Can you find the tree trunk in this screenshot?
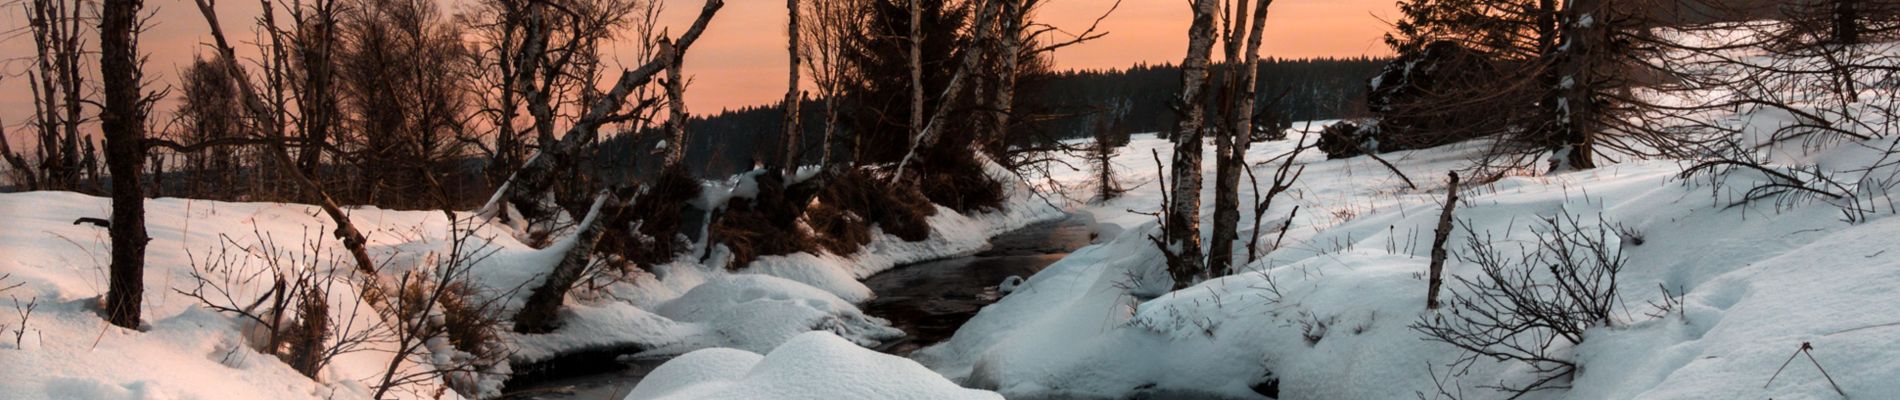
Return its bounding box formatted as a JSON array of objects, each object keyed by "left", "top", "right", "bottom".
[
  {"left": 663, "top": 39, "right": 691, "bottom": 168},
  {"left": 1554, "top": 0, "right": 1598, "bottom": 171},
  {"left": 1165, "top": 0, "right": 1221, "bottom": 290},
  {"left": 1208, "top": 0, "right": 1272, "bottom": 277},
  {"left": 514, "top": 192, "right": 614, "bottom": 333},
  {"left": 480, "top": 0, "right": 723, "bottom": 227},
  {"left": 1427, "top": 171, "right": 1459, "bottom": 309},
  {"left": 100, "top": 0, "right": 147, "bottom": 330},
  {"left": 891, "top": 0, "right": 1002, "bottom": 179},
  {"left": 782, "top": 0, "right": 803, "bottom": 176},
  {"left": 1835, "top": 0, "right": 1860, "bottom": 46},
  {"left": 989, "top": 0, "right": 1023, "bottom": 149},
  {"left": 907, "top": 0, "right": 924, "bottom": 170}
]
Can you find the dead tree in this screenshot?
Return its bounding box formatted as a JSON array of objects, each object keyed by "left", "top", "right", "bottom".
[
  {"left": 1207, "top": 0, "right": 1275, "bottom": 278},
  {"left": 512, "top": 192, "right": 614, "bottom": 333},
  {"left": 289, "top": 0, "right": 343, "bottom": 180},
  {"left": 480, "top": 0, "right": 723, "bottom": 234},
  {"left": 16, "top": 0, "right": 92, "bottom": 191},
  {"left": 498, "top": 0, "right": 726, "bottom": 333},
  {"left": 1427, "top": 171, "right": 1459, "bottom": 309},
  {"left": 662, "top": 38, "right": 691, "bottom": 168},
  {"left": 781, "top": 0, "right": 804, "bottom": 176},
  {"left": 463, "top": 0, "right": 648, "bottom": 189},
  {"left": 100, "top": 0, "right": 153, "bottom": 329},
  {"left": 798, "top": 0, "right": 860, "bottom": 167},
  {"left": 1159, "top": 0, "right": 1221, "bottom": 290},
  {"left": 191, "top": 0, "right": 382, "bottom": 301},
  {"left": 799, "top": 0, "right": 859, "bottom": 167}
]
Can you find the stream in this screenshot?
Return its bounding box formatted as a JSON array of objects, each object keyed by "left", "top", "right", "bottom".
[{"left": 504, "top": 214, "right": 1097, "bottom": 399}]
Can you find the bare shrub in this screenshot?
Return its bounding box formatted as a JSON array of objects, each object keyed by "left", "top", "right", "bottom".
[
  {"left": 707, "top": 172, "right": 817, "bottom": 269},
  {"left": 369, "top": 216, "right": 511, "bottom": 399},
  {"left": 812, "top": 167, "right": 935, "bottom": 244},
  {"left": 1411, "top": 214, "right": 1625, "bottom": 398},
  {"left": 805, "top": 197, "right": 873, "bottom": 255},
  {"left": 9, "top": 294, "right": 38, "bottom": 349},
  {"left": 599, "top": 164, "right": 704, "bottom": 266},
  {"left": 914, "top": 146, "right": 1007, "bottom": 214},
  {"left": 176, "top": 225, "right": 374, "bottom": 379}
]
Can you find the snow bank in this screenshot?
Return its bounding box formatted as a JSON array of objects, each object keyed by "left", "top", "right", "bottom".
[
  {"left": 646, "top": 275, "right": 901, "bottom": 354},
  {"left": 624, "top": 331, "right": 1002, "bottom": 400},
  {"left": 920, "top": 116, "right": 1900, "bottom": 399},
  {"left": 0, "top": 151, "right": 1063, "bottom": 398},
  {"left": 0, "top": 192, "right": 467, "bottom": 399}
]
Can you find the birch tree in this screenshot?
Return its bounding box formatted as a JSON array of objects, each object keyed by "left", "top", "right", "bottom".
[
  {"left": 1207, "top": 0, "right": 1274, "bottom": 277},
  {"left": 781, "top": 0, "right": 804, "bottom": 176},
  {"left": 505, "top": 0, "right": 727, "bottom": 333},
  {"left": 1159, "top": 0, "right": 1221, "bottom": 290}
]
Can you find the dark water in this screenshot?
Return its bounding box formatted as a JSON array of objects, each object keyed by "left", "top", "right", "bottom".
[
  {"left": 502, "top": 214, "right": 1095, "bottom": 399},
  {"left": 861, "top": 215, "right": 1096, "bottom": 355}
]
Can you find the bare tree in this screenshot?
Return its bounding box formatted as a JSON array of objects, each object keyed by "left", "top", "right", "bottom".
[
  {"left": 288, "top": 0, "right": 345, "bottom": 181},
  {"left": 1207, "top": 0, "right": 1275, "bottom": 277},
  {"left": 461, "top": 0, "right": 650, "bottom": 190},
  {"left": 100, "top": 0, "right": 158, "bottom": 329},
  {"left": 190, "top": 0, "right": 383, "bottom": 300},
  {"left": 781, "top": 0, "right": 804, "bottom": 176},
  {"left": 798, "top": 0, "right": 862, "bottom": 167},
  {"left": 1158, "top": 0, "right": 1220, "bottom": 290},
  {"left": 499, "top": 0, "right": 727, "bottom": 334},
  {"left": 12, "top": 0, "right": 93, "bottom": 192},
  {"left": 171, "top": 58, "right": 245, "bottom": 197},
  {"left": 337, "top": 0, "right": 474, "bottom": 208}
]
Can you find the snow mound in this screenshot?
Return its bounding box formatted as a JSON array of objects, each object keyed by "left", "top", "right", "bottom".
[
  {"left": 647, "top": 275, "right": 902, "bottom": 354},
  {"left": 625, "top": 332, "right": 1003, "bottom": 400}
]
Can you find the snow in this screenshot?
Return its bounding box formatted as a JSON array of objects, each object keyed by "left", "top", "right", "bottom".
[
  {"left": 906, "top": 43, "right": 1900, "bottom": 397},
  {"left": 623, "top": 332, "right": 1001, "bottom": 400},
  {"left": 0, "top": 149, "right": 1060, "bottom": 399},
  {"left": 645, "top": 275, "right": 901, "bottom": 354},
  {"left": 7, "top": 22, "right": 1900, "bottom": 400}
]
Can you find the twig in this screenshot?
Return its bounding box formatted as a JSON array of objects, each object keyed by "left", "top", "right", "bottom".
[{"left": 1764, "top": 342, "right": 1847, "bottom": 397}]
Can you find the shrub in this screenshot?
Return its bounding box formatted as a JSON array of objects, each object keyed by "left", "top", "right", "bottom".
[
  {"left": 842, "top": 168, "right": 935, "bottom": 242},
  {"left": 1317, "top": 120, "right": 1369, "bottom": 159},
  {"left": 600, "top": 165, "right": 704, "bottom": 267},
  {"left": 708, "top": 172, "right": 817, "bottom": 270},
  {"left": 1411, "top": 214, "right": 1625, "bottom": 397},
  {"left": 913, "top": 146, "right": 1006, "bottom": 214}
]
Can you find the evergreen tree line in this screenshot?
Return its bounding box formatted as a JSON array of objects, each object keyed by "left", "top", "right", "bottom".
[{"left": 604, "top": 56, "right": 1394, "bottom": 181}]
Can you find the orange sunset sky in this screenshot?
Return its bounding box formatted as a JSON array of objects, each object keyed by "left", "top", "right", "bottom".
[{"left": 0, "top": 0, "right": 1397, "bottom": 143}]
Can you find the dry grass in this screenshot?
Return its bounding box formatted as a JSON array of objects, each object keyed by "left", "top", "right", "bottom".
[
  {"left": 913, "top": 147, "right": 1006, "bottom": 214},
  {"left": 708, "top": 172, "right": 817, "bottom": 270},
  {"left": 811, "top": 167, "right": 935, "bottom": 247},
  {"left": 600, "top": 165, "right": 704, "bottom": 267}
]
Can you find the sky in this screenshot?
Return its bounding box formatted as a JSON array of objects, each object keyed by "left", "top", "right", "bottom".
[{"left": 0, "top": 0, "right": 1396, "bottom": 145}]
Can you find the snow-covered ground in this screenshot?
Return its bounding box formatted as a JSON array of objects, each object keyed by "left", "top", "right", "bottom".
[
  {"left": 624, "top": 332, "right": 1000, "bottom": 400},
  {"left": 899, "top": 93, "right": 1900, "bottom": 400},
  {"left": 9, "top": 23, "right": 1900, "bottom": 400},
  {"left": 0, "top": 161, "right": 1059, "bottom": 399}
]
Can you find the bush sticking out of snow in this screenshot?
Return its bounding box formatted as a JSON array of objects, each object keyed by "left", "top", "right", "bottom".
[
  {"left": 625, "top": 331, "right": 1002, "bottom": 400},
  {"left": 1411, "top": 213, "right": 1626, "bottom": 397}
]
